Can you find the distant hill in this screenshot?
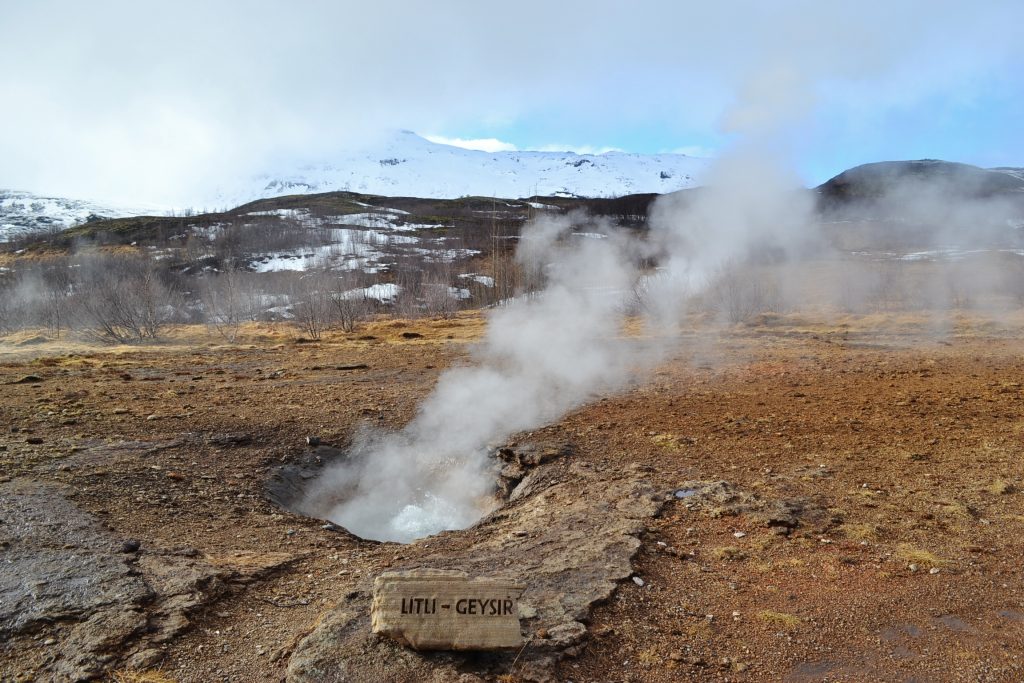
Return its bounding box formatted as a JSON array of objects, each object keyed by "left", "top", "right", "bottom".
[
  {"left": 814, "top": 160, "right": 1024, "bottom": 251},
  {"left": 816, "top": 159, "right": 1024, "bottom": 206},
  {"left": 0, "top": 190, "right": 159, "bottom": 243}
]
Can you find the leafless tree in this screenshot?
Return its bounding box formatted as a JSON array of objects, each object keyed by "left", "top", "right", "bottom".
[
  {"left": 75, "top": 254, "right": 180, "bottom": 343},
  {"left": 329, "top": 273, "right": 372, "bottom": 332},
  {"left": 202, "top": 264, "right": 246, "bottom": 341},
  {"left": 290, "top": 271, "right": 334, "bottom": 340},
  {"left": 706, "top": 260, "right": 782, "bottom": 324}
]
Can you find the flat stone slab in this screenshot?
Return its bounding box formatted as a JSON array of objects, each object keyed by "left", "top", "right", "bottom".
[
  {"left": 372, "top": 569, "right": 524, "bottom": 650},
  {"left": 287, "top": 459, "right": 665, "bottom": 682}
]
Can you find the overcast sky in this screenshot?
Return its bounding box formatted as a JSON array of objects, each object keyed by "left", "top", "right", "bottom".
[{"left": 1, "top": 0, "right": 1022, "bottom": 205}]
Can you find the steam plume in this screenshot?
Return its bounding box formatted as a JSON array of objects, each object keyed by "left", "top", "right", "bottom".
[{"left": 306, "top": 215, "right": 648, "bottom": 542}]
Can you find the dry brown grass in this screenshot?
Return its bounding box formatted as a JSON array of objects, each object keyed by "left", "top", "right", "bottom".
[
  {"left": 896, "top": 544, "right": 947, "bottom": 567},
  {"left": 757, "top": 610, "right": 802, "bottom": 629}
]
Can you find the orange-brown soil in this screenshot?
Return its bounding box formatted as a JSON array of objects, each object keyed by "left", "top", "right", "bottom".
[{"left": 1, "top": 311, "right": 1023, "bottom": 682}]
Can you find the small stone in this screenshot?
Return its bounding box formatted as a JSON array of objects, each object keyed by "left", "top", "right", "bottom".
[
  {"left": 632, "top": 576, "right": 645, "bottom": 587},
  {"left": 121, "top": 539, "right": 141, "bottom": 553},
  {"left": 146, "top": 414, "right": 158, "bottom": 421},
  {"left": 43, "top": 638, "right": 56, "bottom": 646},
  {"left": 733, "top": 531, "right": 746, "bottom": 538},
  {"left": 25, "top": 437, "right": 43, "bottom": 445},
  {"left": 929, "top": 567, "right": 940, "bottom": 575},
  {"left": 306, "top": 436, "right": 321, "bottom": 447},
  {"left": 908, "top": 563, "right": 919, "bottom": 572}
]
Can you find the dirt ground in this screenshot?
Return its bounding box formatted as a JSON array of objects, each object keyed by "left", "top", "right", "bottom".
[{"left": 2, "top": 310, "right": 1023, "bottom": 682}]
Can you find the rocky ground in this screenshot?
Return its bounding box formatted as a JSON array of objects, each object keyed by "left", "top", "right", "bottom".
[{"left": 1, "top": 311, "right": 1023, "bottom": 682}]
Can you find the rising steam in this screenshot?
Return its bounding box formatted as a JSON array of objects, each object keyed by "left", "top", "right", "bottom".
[{"left": 304, "top": 215, "right": 650, "bottom": 542}]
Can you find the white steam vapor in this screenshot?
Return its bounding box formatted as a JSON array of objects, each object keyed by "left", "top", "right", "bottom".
[{"left": 306, "top": 215, "right": 649, "bottom": 542}]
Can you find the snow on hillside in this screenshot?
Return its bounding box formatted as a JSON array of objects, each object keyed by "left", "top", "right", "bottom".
[
  {"left": 0, "top": 190, "right": 160, "bottom": 242},
  {"left": 210, "top": 131, "right": 710, "bottom": 207}
]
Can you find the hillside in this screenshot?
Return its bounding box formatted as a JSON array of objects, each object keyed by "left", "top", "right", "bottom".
[
  {"left": 0, "top": 190, "right": 160, "bottom": 243},
  {"left": 0, "top": 132, "right": 705, "bottom": 243}
]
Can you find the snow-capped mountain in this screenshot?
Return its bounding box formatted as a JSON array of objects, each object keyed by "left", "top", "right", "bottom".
[
  {"left": 2, "top": 132, "right": 710, "bottom": 241},
  {"left": 0, "top": 190, "right": 160, "bottom": 243},
  {"left": 211, "top": 131, "right": 710, "bottom": 207}
]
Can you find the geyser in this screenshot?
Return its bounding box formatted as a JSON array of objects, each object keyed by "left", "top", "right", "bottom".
[{"left": 297, "top": 214, "right": 644, "bottom": 542}]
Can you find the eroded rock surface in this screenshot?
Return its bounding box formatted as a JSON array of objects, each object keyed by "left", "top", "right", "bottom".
[
  {"left": 286, "top": 455, "right": 665, "bottom": 683},
  {"left": 0, "top": 479, "right": 297, "bottom": 681}
]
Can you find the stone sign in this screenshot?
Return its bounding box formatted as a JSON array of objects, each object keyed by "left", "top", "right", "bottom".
[{"left": 371, "top": 568, "right": 525, "bottom": 650}]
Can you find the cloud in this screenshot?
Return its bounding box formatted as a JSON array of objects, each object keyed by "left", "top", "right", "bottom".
[
  {"left": 423, "top": 136, "right": 517, "bottom": 153},
  {"left": 0, "top": 0, "right": 1021, "bottom": 204}
]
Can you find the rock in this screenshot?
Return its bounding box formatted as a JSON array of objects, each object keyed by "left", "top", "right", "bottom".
[
  {"left": 286, "top": 462, "right": 665, "bottom": 682},
  {"left": 124, "top": 647, "right": 164, "bottom": 670},
  {"left": 632, "top": 576, "right": 645, "bottom": 587},
  {"left": 400, "top": 332, "right": 423, "bottom": 339},
  {"left": 207, "top": 433, "right": 253, "bottom": 447},
  {"left": 24, "top": 437, "right": 43, "bottom": 445},
  {"left": 10, "top": 375, "right": 43, "bottom": 384},
  {"left": 371, "top": 569, "right": 525, "bottom": 650},
  {"left": 733, "top": 531, "right": 747, "bottom": 538},
  {"left": 121, "top": 539, "right": 142, "bottom": 553},
  {"left": 306, "top": 436, "right": 322, "bottom": 447},
  {"left": 543, "top": 621, "right": 587, "bottom": 648},
  {"left": 1, "top": 480, "right": 296, "bottom": 680},
  {"left": 929, "top": 567, "right": 940, "bottom": 574}
]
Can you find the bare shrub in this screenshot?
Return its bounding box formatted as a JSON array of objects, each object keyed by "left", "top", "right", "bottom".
[
  {"left": 75, "top": 254, "right": 180, "bottom": 343},
  {"left": 202, "top": 266, "right": 247, "bottom": 341},
  {"left": 0, "top": 272, "right": 16, "bottom": 335},
  {"left": 329, "top": 273, "right": 372, "bottom": 333},
  {"left": 38, "top": 259, "right": 75, "bottom": 338},
  {"left": 705, "top": 260, "right": 782, "bottom": 323},
  {"left": 290, "top": 271, "right": 334, "bottom": 340}
]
